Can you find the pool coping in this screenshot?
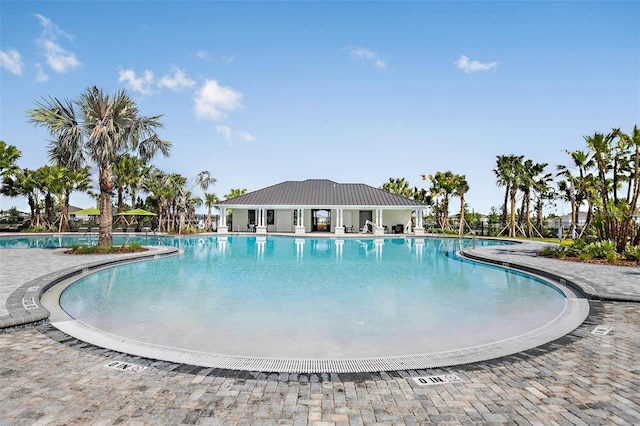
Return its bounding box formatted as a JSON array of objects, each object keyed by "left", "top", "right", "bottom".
[
  {"left": 36, "top": 239, "right": 590, "bottom": 374},
  {"left": 0, "top": 245, "right": 179, "bottom": 329}
]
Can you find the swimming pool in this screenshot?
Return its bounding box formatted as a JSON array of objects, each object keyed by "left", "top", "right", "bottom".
[{"left": 38, "top": 235, "right": 586, "bottom": 370}]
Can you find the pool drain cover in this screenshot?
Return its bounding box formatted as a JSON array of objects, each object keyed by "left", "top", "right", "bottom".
[{"left": 412, "top": 374, "right": 463, "bottom": 386}]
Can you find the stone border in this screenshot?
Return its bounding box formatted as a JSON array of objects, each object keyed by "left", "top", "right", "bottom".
[
  {"left": 40, "top": 245, "right": 590, "bottom": 373},
  {"left": 0, "top": 246, "right": 179, "bottom": 329},
  {"left": 459, "top": 248, "right": 640, "bottom": 303}
]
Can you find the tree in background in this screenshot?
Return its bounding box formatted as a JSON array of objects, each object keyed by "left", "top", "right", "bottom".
[
  {"left": 204, "top": 192, "right": 220, "bottom": 230},
  {"left": 453, "top": 175, "right": 470, "bottom": 235},
  {"left": 583, "top": 126, "right": 640, "bottom": 250},
  {"left": 174, "top": 171, "right": 215, "bottom": 234},
  {"left": 1, "top": 168, "right": 41, "bottom": 227},
  {"left": 113, "top": 153, "right": 151, "bottom": 226},
  {"left": 379, "top": 177, "right": 413, "bottom": 198},
  {"left": 225, "top": 188, "right": 247, "bottom": 200},
  {"left": 424, "top": 171, "right": 465, "bottom": 231},
  {"left": 28, "top": 86, "right": 171, "bottom": 247},
  {"left": 0, "top": 141, "right": 21, "bottom": 178}
]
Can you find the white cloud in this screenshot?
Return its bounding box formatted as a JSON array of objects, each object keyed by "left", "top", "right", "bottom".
[
  {"left": 215, "top": 125, "right": 232, "bottom": 139},
  {"left": 196, "top": 50, "right": 211, "bottom": 60},
  {"left": 215, "top": 125, "right": 255, "bottom": 143},
  {"left": 0, "top": 49, "right": 23, "bottom": 75},
  {"left": 455, "top": 55, "right": 499, "bottom": 74},
  {"left": 34, "top": 63, "right": 49, "bottom": 82},
  {"left": 194, "top": 79, "right": 242, "bottom": 121},
  {"left": 222, "top": 55, "right": 235, "bottom": 64},
  {"left": 350, "top": 47, "right": 386, "bottom": 69},
  {"left": 237, "top": 131, "right": 255, "bottom": 142},
  {"left": 158, "top": 68, "right": 196, "bottom": 91},
  {"left": 40, "top": 39, "right": 80, "bottom": 73},
  {"left": 35, "top": 14, "right": 80, "bottom": 73},
  {"left": 118, "top": 68, "right": 155, "bottom": 95}
]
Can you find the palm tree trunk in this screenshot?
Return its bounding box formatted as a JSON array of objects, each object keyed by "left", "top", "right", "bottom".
[
  {"left": 458, "top": 196, "right": 465, "bottom": 236},
  {"left": 509, "top": 188, "right": 517, "bottom": 237},
  {"left": 502, "top": 186, "right": 509, "bottom": 228},
  {"left": 98, "top": 165, "right": 114, "bottom": 247}
]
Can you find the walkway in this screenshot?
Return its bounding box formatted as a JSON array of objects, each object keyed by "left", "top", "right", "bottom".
[{"left": 0, "top": 238, "right": 638, "bottom": 424}]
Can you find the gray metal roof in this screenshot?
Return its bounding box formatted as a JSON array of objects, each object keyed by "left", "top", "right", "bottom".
[{"left": 217, "top": 179, "right": 426, "bottom": 207}]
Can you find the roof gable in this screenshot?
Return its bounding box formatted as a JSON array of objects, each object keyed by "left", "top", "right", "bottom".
[{"left": 218, "top": 179, "right": 426, "bottom": 207}]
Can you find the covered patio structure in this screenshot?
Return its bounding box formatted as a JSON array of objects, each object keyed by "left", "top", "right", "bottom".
[{"left": 215, "top": 179, "right": 428, "bottom": 236}]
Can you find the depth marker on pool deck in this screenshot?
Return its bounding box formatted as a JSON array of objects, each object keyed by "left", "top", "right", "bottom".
[
  {"left": 592, "top": 326, "right": 612, "bottom": 336},
  {"left": 105, "top": 361, "right": 147, "bottom": 373},
  {"left": 412, "top": 374, "right": 463, "bottom": 386}
]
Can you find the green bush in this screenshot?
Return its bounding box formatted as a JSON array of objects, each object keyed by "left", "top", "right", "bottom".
[
  {"left": 624, "top": 244, "right": 640, "bottom": 262},
  {"left": 583, "top": 240, "right": 617, "bottom": 263},
  {"left": 66, "top": 242, "right": 145, "bottom": 254}
]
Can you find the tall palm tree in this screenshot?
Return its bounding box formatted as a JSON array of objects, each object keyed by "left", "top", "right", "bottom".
[
  {"left": 428, "top": 171, "right": 460, "bottom": 230},
  {"left": 36, "top": 165, "right": 63, "bottom": 228},
  {"left": 142, "top": 167, "right": 172, "bottom": 232},
  {"left": 204, "top": 192, "right": 219, "bottom": 230},
  {"left": 453, "top": 175, "right": 470, "bottom": 236},
  {"left": 28, "top": 86, "right": 171, "bottom": 246},
  {"left": 494, "top": 155, "right": 525, "bottom": 237},
  {"left": 518, "top": 160, "right": 548, "bottom": 237},
  {"left": 169, "top": 171, "right": 215, "bottom": 234},
  {"left": 558, "top": 149, "right": 596, "bottom": 237},
  {"left": 533, "top": 172, "right": 555, "bottom": 234}
]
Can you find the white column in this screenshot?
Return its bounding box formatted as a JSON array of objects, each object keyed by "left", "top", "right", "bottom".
[
  {"left": 414, "top": 208, "right": 426, "bottom": 235},
  {"left": 335, "top": 208, "right": 345, "bottom": 234},
  {"left": 217, "top": 207, "right": 228, "bottom": 233},
  {"left": 373, "top": 208, "right": 385, "bottom": 236},
  {"left": 295, "top": 208, "right": 305, "bottom": 235},
  {"left": 257, "top": 208, "right": 267, "bottom": 234}
]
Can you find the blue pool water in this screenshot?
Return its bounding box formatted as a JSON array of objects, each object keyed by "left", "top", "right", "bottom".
[{"left": 49, "top": 235, "right": 567, "bottom": 359}]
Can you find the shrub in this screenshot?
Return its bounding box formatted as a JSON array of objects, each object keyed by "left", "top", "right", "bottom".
[
  {"left": 624, "top": 244, "right": 640, "bottom": 262},
  {"left": 66, "top": 242, "right": 145, "bottom": 254},
  {"left": 584, "top": 240, "right": 617, "bottom": 263}
]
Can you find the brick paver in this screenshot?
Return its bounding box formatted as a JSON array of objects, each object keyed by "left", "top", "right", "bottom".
[{"left": 1, "top": 236, "right": 639, "bottom": 424}]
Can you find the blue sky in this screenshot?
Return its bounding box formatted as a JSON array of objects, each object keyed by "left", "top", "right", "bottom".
[{"left": 1, "top": 1, "right": 638, "bottom": 215}]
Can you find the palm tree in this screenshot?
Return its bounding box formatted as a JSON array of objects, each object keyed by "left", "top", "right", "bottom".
[
  {"left": 427, "top": 171, "right": 461, "bottom": 230},
  {"left": 533, "top": 172, "right": 555, "bottom": 234},
  {"left": 28, "top": 86, "right": 171, "bottom": 247},
  {"left": 518, "top": 160, "right": 548, "bottom": 237},
  {"left": 494, "top": 155, "right": 525, "bottom": 237},
  {"left": 225, "top": 188, "right": 247, "bottom": 199},
  {"left": 59, "top": 166, "right": 92, "bottom": 231},
  {"left": 36, "top": 165, "right": 64, "bottom": 228},
  {"left": 113, "top": 153, "right": 151, "bottom": 227},
  {"left": 558, "top": 149, "right": 596, "bottom": 238},
  {"left": 380, "top": 178, "right": 413, "bottom": 198},
  {"left": 169, "top": 171, "right": 215, "bottom": 234},
  {"left": 0, "top": 141, "right": 21, "bottom": 178},
  {"left": 1, "top": 167, "right": 41, "bottom": 227},
  {"left": 453, "top": 175, "right": 470, "bottom": 236},
  {"left": 204, "top": 192, "right": 220, "bottom": 230},
  {"left": 142, "top": 168, "right": 172, "bottom": 232},
  {"left": 493, "top": 155, "right": 512, "bottom": 229}
]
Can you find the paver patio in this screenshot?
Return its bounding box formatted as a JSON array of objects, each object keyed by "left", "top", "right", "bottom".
[{"left": 1, "top": 237, "right": 638, "bottom": 425}]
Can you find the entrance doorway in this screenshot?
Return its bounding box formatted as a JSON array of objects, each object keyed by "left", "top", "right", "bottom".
[{"left": 312, "top": 209, "right": 331, "bottom": 232}]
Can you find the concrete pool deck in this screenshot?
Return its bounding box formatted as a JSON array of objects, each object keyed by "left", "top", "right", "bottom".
[{"left": 1, "top": 236, "right": 639, "bottom": 424}]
